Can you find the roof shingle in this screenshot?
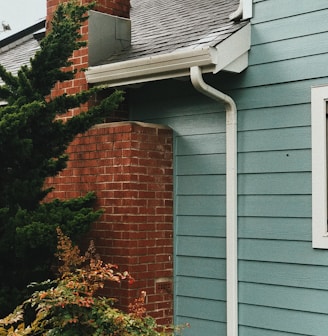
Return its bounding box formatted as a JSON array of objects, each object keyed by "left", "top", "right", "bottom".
[{"left": 102, "top": 0, "right": 246, "bottom": 64}]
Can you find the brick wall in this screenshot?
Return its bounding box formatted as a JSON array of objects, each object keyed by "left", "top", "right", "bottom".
[
  {"left": 47, "top": 0, "right": 130, "bottom": 19},
  {"left": 45, "top": 121, "right": 174, "bottom": 325}
]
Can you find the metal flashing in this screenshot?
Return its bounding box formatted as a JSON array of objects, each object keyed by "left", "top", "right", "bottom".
[{"left": 88, "top": 11, "right": 131, "bottom": 66}]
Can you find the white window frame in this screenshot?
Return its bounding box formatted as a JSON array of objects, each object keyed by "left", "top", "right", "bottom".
[{"left": 312, "top": 84, "right": 328, "bottom": 248}]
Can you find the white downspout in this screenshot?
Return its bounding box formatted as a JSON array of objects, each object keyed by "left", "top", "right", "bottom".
[{"left": 190, "top": 66, "right": 238, "bottom": 336}]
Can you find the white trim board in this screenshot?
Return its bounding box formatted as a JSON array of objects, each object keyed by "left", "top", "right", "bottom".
[{"left": 312, "top": 84, "right": 328, "bottom": 248}]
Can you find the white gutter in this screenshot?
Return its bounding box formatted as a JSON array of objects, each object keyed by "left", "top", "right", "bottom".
[
  {"left": 85, "top": 24, "right": 251, "bottom": 87},
  {"left": 86, "top": 47, "right": 218, "bottom": 86},
  {"left": 190, "top": 66, "right": 238, "bottom": 336}
]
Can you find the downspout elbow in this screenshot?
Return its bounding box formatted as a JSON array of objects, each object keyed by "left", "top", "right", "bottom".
[
  {"left": 190, "top": 67, "right": 236, "bottom": 113},
  {"left": 229, "top": 0, "right": 243, "bottom": 22},
  {"left": 190, "top": 66, "right": 237, "bottom": 133}
]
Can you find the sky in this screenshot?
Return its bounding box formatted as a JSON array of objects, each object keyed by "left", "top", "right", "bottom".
[{"left": 0, "top": 0, "right": 46, "bottom": 39}]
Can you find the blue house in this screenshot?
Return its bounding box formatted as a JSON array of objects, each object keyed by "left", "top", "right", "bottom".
[
  {"left": 85, "top": 0, "right": 328, "bottom": 335},
  {"left": 3, "top": 0, "right": 328, "bottom": 335}
]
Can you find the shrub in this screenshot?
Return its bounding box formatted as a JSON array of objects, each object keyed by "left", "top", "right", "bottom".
[{"left": 0, "top": 229, "right": 184, "bottom": 336}]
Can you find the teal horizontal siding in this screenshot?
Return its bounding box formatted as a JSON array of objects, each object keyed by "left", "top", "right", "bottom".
[
  {"left": 176, "top": 296, "right": 226, "bottom": 323},
  {"left": 176, "top": 256, "right": 226, "bottom": 279},
  {"left": 239, "top": 326, "right": 306, "bottom": 336},
  {"left": 238, "top": 149, "right": 311, "bottom": 173},
  {"left": 177, "top": 175, "right": 226, "bottom": 195},
  {"left": 176, "top": 133, "right": 225, "bottom": 155},
  {"left": 176, "top": 317, "right": 226, "bottom": 336},
  {"left": 160, "top": 112, "right": 226, "bottom": 136},
  {"left": 177, "top": 236, "right": 225, "bottom": 258},
  {"left": 239, "top": 261, "right": 328, "bottom": 290},
  {"left": 177, "top": 276, "right": 226, "bottom": 301},
  {"left": 238, "top": 195, "right": 311, "bottom": 218},
  {"left": 239, "top": 240, "right": 328, "bottom": 266},
  {"left": 238, "top": 217, "right": 310, "bottom": 241},
  {"left": 177, "top": 195, "right": 226, "bottom": 216},
  {"left": 238, "top": 53, "right": 328, "bottom": 88},
  {"left": 230, "top": 79, "right": 326, "bottom": 109},
  {"left": 238, "top": 172, "right": 311, "bottom": 195},
  {"left": 130, "top": 84, "right": 221, "bottom": 120},
  {"left": 239, "top": 304, "right": 328, "bottom": 336},
  {"left": 176, "top": 216, "right": 226, "bottom": 237},
  {"left": 239, "top": 282, "right": 328, "bottom": 315},
  {"left": 230, "top": 2, "right": 326, "bottom": 334},
  {"left": 238, "top": 126, "right": 310, "bottom": 152},
  {"left": 250, "top": 31, "right": 328, "bottom": 66},
  {"left": 176, "top": 154, "right": 226, "bottom": 175},
  {"left": 238, "top": 104, "right": 310, "bottom": 131},
  {"left": 251, "top": 0, "right": 328, "bottom": 24},
  {"left": 252, "top": 9, "right": 328, "bottom": 45}
]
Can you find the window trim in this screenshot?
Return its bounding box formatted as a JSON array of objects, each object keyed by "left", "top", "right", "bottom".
[{"left": 312, "top": 84, "right": 328, "bottom": 248}]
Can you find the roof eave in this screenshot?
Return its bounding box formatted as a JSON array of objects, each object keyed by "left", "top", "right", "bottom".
[{"left": 85, "top": 23, "right": 251, "bottom": 87}]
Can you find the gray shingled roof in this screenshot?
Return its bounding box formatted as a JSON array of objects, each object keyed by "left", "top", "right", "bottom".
[
  {"left": 0, "top": 21, "right": 45, "bottom": 87},
  {"left": 0, "top": 1, "right": 247, "bottom": 82},
  {"left": 0, "top": 37, "right": 39, "bottom": 86},
  {"left": 102, "top": 0, "right": 247, "bottom": 64}
]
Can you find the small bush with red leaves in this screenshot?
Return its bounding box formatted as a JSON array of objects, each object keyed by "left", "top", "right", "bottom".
[{"left": 0, "top": 229, "right": 184, "bottom": 336}]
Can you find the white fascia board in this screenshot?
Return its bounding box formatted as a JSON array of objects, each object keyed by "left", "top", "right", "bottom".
[{"left": 85, "top": 23, "right": 251, "bottom": 87}]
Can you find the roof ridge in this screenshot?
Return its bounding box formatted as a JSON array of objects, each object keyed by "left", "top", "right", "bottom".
[{"left": 0, "top": 19, "right": 45, "bottom": 49}]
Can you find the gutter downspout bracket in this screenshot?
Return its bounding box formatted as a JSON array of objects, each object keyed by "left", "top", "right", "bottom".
[{"left": 190, "top": 66, "right": 238, "bottom": 336}]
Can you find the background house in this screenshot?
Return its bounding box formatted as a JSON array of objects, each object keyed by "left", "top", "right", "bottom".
[
  {"left": 0, "top": 19, "right": 45, "bottom": 99},
  {"left": 3, "top": 0, "right": 328, "bottom": 335}
]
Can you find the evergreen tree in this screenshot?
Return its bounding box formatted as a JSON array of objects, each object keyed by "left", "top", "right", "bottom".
[{"left": 0, "top": 1, "right": 123, "bottom": 316}]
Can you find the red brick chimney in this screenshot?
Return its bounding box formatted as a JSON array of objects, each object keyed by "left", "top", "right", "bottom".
[
  {"left": 45, "top": 0, "right": 174, "bottom": 327},
  {"left": 47, "top": 0, "right": 130, "bottom": 20},
  {"left": 46, "top": 0, "right": 130, "bottom": 119}
]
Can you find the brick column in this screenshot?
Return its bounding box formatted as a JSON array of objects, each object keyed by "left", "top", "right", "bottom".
[{"left": 45, "top": 122, "right": 174, "bottom": 325}]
